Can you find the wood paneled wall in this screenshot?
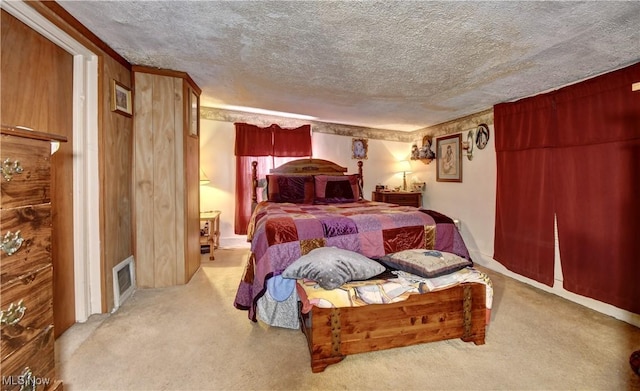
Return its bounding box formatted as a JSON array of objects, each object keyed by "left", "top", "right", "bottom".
[
  {"left": 101, "top": 55, "right": 134, "bottom": 312},
  {"left": 133, "top": 69, "right": 200, "bottom": 288}
]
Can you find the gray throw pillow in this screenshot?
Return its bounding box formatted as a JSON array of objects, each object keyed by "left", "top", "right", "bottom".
[{"left": 282, "top": 247, "right": 385, "bottom": 290}]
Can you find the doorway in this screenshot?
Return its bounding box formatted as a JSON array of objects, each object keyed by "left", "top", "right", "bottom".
[{"left": 2, "top": 1, "right": 101, "bottom": 334}]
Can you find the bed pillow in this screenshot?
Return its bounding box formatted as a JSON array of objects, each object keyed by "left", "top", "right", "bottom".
[
  {"left": 314, "top": 174, "right": 360, "bottom": 203},
  {"left": 266, "top": 175, "right": 314, "bottom": 204},
  {"left": 376, "top": 249, "right": 472, "bottom": 278},
  {"left": 282, "top": 247, "right": 385, "bottom": 290}
]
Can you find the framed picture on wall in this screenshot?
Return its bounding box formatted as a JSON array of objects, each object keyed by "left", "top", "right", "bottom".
[
  {"left": 352, "top": 138, "right": 368, "bottom": 160},
  {"left": 110, "top": 79, "right": 132, "bottom": 117},
  {"left": 436, "top": 133, "right": 462, "bottom": 182},
  {"left": 475, "top": 123, "right": 490, "bottom": 150}
]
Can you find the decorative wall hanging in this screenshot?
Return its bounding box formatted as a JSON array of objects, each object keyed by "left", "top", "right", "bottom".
[
  {"left": 436, "top": 133, "right": 462, "bottom": 183},
  {"left": 464, "top": 129, "right": 474, "bottom": 160},
  {"left": 476, "top": 123, "right": 490, "bottom": 150},
  {"left": 110, "top": 79, "right": 132, "bottom": 117},
  {"left": 352, "top": 138, "right": 368, "bottom": 159},
  {"left": 410, "top": 136, "right": 436, "bottom": 162}
]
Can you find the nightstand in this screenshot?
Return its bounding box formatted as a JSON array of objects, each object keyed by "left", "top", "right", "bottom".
[
  {"left": 200, "top": 210, "right": 221, "bottom": 260},
  {"left": 371, "top": 191, "right": 422, "bottom": 208}
]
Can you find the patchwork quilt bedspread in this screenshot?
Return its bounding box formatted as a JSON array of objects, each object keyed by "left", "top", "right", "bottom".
[{"left": 234, "top": 200, "right": 471, "bottom": 321}]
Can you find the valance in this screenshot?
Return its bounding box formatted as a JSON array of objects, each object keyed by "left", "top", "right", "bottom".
[{"left": 235, "top": 123, "right": 312, "bottom": 157}]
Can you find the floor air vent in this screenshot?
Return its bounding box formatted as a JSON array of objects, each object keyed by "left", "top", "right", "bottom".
[{"left": 113, "top": 256, "right": 136, "bottom": 311}]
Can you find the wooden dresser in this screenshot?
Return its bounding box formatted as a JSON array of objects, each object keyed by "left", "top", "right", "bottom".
[
  {"left": 371, "top": 190, "right": 422, "bottom": 208},
  {"left": 1, "top": 126, "right": 66, "bottom": 390}
]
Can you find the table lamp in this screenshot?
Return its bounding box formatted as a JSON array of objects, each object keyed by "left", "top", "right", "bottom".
[
  {"left": 199, "top": 169, "right": 210, "bottom": 185},
  {"left": 398, "top": 160, "right": 412, "bottom": 191}
]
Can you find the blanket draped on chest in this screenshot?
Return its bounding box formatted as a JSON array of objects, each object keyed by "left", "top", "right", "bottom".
[{"left": 234, "top": 200, "right": 471, "bottom": 321}]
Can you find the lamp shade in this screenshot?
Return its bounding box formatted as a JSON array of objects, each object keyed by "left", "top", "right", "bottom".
[
  {"left": 199, "top": 169, "right": 210, "bottom": 185},
  {"left": 397, "top": 160, "right": 412, "bottom": 174}
]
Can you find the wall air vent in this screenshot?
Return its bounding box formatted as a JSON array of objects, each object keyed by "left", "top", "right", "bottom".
[{"left": 112, "top": 256, "right": 136, "bottom": 312}]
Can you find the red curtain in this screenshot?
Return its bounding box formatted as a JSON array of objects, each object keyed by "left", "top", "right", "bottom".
[
  {"left": 234, "top": 123, "right": 312, "bottom": 234},
  {"left": 493, "top": 94, "right": 557, "bottom": 286},
  {"left": 552, "top": 63, "right": 640, "bottom": 313},
  {"left": 235, "top": 156, "right": 268, "bottom": 235},
  {"left": 273, "top": 125, "right": 312, "bottom": 157},
  {"left": 234, "top": 122, "right": 273, "bottom": 156},
  {"left": 494, "top": 61, "right": 640, "bottom": 313}
]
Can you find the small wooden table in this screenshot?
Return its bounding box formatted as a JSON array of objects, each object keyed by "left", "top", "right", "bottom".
[{"left": 200, "top": 210, "right": 221, "bottom": 260}]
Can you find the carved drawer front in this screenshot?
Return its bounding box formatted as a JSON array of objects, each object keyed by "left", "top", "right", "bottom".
[
  {"left": 0, "top": 204, "right": 52, "bottom": 284},
  {"left": 398, "top": 194, "right": 419, "bottom": 204},
  {"left": 1, "top": 325, "right": 55, "bottom": 391},
  {"left": 0, "top": 134, "right": 51, "bottom": 209},
  {"left": 1, "top": 265, "right": 53, "bottom": 361}
]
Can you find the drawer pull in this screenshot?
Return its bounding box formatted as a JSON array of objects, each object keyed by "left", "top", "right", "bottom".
[
  {"left": 1, "top": 230, "right": 24, "bottom": 255},
  {"left": 1, "top": 158, "right": 24, "bottom": 181},
  {"left": 1, "top": 299, "right": 26, "bottom": 326}
]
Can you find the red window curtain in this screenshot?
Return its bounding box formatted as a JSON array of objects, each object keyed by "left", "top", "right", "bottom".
[
  {"left": 234, "top": 122, "right": 273, "bottom": 156},
  {"left": 552, "top": 62, "right": 640, "bottom": 313},
  {"left": 235, "top": 156, "right": 269, "bottom": 235},
  {"left": 234, "top": 123, "right": 312, "bottom": 234},
  {"left": 273, "top": 125, "right": 312, "bottom": 157},
  {"left": 493, "top": 94, "right": 557, "bottom": 286}
]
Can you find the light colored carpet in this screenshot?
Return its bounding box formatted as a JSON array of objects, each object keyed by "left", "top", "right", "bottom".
[{"left": 56, "top": 248, "right": 640, "bottom": 391}]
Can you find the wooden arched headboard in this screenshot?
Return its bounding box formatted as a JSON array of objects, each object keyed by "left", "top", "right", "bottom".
[{"left": 251, "top": 159, "right": 364, "bottom": 209}]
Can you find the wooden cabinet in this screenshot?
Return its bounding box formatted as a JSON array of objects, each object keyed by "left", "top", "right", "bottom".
[
  {"left": 1, "top": 126, "right": 66, "bottom": 390},
  {"left": 371, "top": 191, "right": 422, "bottom": 208},
  {"left": 133, "top": 67, "right": 201, "bottom": 288}
]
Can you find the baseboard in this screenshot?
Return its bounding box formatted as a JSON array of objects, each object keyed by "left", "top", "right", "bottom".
[
  {"left": 219, "top": 236, "right": 251, "bottom": 249},
  {"left": 471, "top": 250, "right": 640, "bottom": 328}
]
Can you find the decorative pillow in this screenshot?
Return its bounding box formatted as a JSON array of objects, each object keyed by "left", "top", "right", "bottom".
[
  {"left": 266, "top": 175, "right": 314, "bottom": 204},
  {"left": 376, "top": 249, "right": 472, "bottom": 278},
  {"left": 314, "top": 174, "right": 360, "bottom": 203},
  {"left": 282, "top": 247, "right": 385, "bottom": 290}
]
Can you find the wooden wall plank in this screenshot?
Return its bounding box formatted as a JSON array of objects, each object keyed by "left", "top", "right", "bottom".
[
  {"left": 174, "top": 78, "right": 186, "bottom": 284},
  {"left": 133, "top": 72, "right": 155, "bottom": 288},
  {"left": 152, "top": 75, "right": 177, "bottom": 287},
  {"left": 185, "top": 88, "right": 201, "bottom": 281}
]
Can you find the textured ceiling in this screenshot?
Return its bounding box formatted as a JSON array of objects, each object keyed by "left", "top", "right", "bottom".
[{"left": 58, "top": 1, "right": 640, "bottom": 131}]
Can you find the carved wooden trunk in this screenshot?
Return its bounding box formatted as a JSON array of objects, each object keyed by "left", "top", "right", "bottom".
[
  {"left": 1, "top": 126, "right": 65, "bottom": 390},
  {"left": 299, "top": 282, "right": 487, "bottom": 373}
]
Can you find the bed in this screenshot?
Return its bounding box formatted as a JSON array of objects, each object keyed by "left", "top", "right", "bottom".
[{"left": 233, "top": 158, "right": 489, "bottom": 372}]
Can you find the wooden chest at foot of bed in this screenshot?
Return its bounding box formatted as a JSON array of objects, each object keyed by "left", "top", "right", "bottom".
[{"left": 298, "top": 282, "right": 486, "bottom": 373}]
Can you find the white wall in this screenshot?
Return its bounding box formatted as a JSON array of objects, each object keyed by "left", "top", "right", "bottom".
[
  {"left": 199, "top": 120, "right": 245, "bottom": 247},
  {"left": 200, "top": 118, "right": 640, "bottom": 327},
  {"left": 416, "top": 130, "right": 497, "bottom": 264}
]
